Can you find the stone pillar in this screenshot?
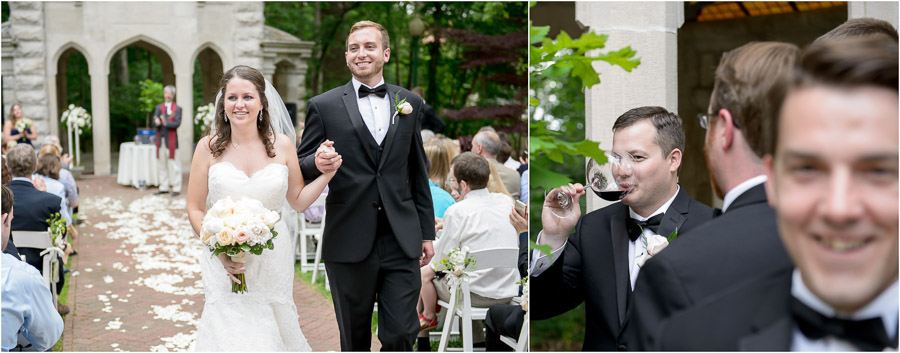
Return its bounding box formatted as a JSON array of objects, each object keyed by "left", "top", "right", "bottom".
[
  {"left": 576, "top": 2, "right": 683, "bottom": 212},
  {"left": 90, "top": 59, "right": 111, "bottom": 175},
  {"left": 177, "top": 62, "right": 194, "bottom": 170},
  {"left": 232, "top": 3, "right": 264, "bottom": 70},
  {"left": 849, "top": 2, "right": 899, "bottom": 29},
  {"left": 10, "top": 2, "right": 50, "bottom": 137}
]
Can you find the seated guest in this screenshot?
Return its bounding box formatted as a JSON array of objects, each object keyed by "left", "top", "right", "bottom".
[
  {"left": 34, "top": 154, "right": 72, "bottom": 226},
  {"left": 2, "top": 157, "right": 20, "bottom": 258},
  {"left": 473, "top": 130, "right": 520, "bottom": 200},
  {"left": 424, "top": 142, "right": 455, "bottom": 218},
  {"left": 39, "top": 142, "right": 78, "bottom": 212},
  {"left": 485, "top": 205, "right": 530, "bottom": 351},
  {"left": 40, "top": 136, "right": 73, "bottom": 170},
  {"left": 6, "top": 144, "right": 68, "bottom": 315},
  {"left": 303, "top": 185, "right": 328, "bottom": 223},
  {"left": 654, "top": 36, "right": 898, "bottom": 351},
  {"left": 418, "top": 152, "right": 519, "bottom": 332},
  {"left": 1, "top": 185, "right": 64, "bottom": 351}
]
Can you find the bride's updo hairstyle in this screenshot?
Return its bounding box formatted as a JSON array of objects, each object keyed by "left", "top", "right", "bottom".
[{"left": 209, "top": 65, "right": 276, "bottom": 158}]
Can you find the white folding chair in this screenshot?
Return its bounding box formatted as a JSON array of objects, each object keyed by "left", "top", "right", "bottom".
[
  {"left": 437, "top": 247, "right": 519, "bottom": 352},
  {"left": 297, "top": 193, "right": 327, "bottom": 272},
  {"left": 309, "top": 195, "right": 329, "bottom": 285},
  {"left": 499, "top": 308, "right": 529, "bottom": 351},
  {"left": 14, "top": 230, "right": 65, "bottom": 306}
]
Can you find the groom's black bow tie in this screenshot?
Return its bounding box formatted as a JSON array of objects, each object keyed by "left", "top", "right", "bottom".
[
  {"left": 625, "top": 214, "right": 664, "bottom": 242},
  {"left": 358, "top": 84, "right": 387, "bottom": 98},
  {"left": 791, "top": 297, "right": 896, "bottom": 351}
]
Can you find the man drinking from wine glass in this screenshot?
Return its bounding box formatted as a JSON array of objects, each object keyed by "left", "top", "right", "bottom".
[{"left": 530, "top": 106, "right": 714, "bottom": 351}]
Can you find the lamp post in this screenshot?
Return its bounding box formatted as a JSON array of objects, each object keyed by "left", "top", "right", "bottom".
[{"left": 408, "top": 14, "right": 425, "bottom": 88}]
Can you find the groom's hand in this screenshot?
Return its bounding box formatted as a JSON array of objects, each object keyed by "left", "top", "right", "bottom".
[
  {"left": 315, "top": 140, "right": 341, "bottom": 174},
  {"left": 540, "top": 183, "right": 585, "bottom": 250},
  {"left": 420, "top": 241, "right": 434, "bottom": 267}
]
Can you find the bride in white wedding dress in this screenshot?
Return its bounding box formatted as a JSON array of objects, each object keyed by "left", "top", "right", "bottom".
[{"left": 186, "top": 65, "right": 341, "bottom": 351}]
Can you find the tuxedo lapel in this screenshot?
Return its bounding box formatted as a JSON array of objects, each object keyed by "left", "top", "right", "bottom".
[
  {"left": 738, "top": 316, "right": 793, "bottom": 351},
  {"left": 610, "top": 205, "right": 631, "bottom": 327},
  {"left": 378, "top": 85, "right": 402, "bottom": 170},
  {"left": 658, "top": 186, "right": 689, "bottom": 237},
  {"left": 341, "top": 82, "right": 377, "bottom": 165}
]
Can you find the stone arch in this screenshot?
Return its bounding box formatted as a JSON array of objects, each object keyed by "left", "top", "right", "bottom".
[
  {"left": 51, "top": 42, "right": 92, "bottom": 150},
  {"left": 191, "top": 43, "right": 225, "bottom": 107},
  {"left": 105, "top": 35, "right": 177, "bottom": 86}
]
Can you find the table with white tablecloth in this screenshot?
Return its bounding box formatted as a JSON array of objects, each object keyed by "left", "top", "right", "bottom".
[{"left": 116, "top": 142, "right": 159, "bottom": 188}]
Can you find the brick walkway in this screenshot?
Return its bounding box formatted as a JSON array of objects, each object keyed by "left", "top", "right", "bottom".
[{"left": 60, "top": 175, "right": 380, "bottom": 351}]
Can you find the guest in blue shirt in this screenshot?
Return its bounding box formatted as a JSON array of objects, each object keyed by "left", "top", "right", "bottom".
[
  {"left": 1, "top": 185, "right": 64, "bottom": 351},
  {"left": 424, "top": 142, "right": 456, "bottom": 218}
]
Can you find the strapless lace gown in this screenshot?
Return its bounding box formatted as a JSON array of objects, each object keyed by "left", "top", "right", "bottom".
[{"left": 194, "top": 162, "right": 311, "bottom": 351}]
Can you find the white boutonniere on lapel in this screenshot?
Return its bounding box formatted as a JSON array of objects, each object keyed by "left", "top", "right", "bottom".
[
  {"left": 391, "top": 92, "right": 413, "bottom": 125},
  {"left": 635, "top": 227, "right": 678, "bottom": 267}
]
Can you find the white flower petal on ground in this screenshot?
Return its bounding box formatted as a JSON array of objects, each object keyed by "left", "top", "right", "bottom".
[{"left": 104, "top": 275, "right": 114, "bottom": 283}]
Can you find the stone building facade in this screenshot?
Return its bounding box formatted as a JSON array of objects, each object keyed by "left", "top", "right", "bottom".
[{"left": 1, "top": 2, "right": 313, "bottom": 175}]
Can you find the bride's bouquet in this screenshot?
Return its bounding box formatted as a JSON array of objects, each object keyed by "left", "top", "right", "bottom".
[{"left": 200, "top": 196, "right": 280, "bottom": 293}]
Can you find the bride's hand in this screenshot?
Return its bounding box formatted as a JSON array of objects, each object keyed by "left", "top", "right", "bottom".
[
  {"left": 317, "top": 140, "right": 342, "bottom": 175},
  {"left": 217, "top": 253, "right": 245, "bottom": 284}
]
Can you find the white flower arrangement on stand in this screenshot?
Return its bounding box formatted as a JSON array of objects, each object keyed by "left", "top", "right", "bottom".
[
  {"left": 60, "top": 104, "right": 92, "bottom": 167},
  {"left": 194, "top": 103, "right": 216, "bottom": 136}
]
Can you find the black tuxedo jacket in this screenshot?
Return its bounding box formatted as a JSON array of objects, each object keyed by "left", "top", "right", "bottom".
[
  {"left": 530, "top": 186, "right": 713, "bottom": 351},
  {"left": 655, "top": 268, "right": 796, "bottom": 351},
  {"left": 625, "top": 184, "right": 794, "bottom": 350},
  {"left": 8, "top": 179, "right": 62, "bottom": 271},
  {"left": 297, "top": 81, "right": 435, "bottom": 263}
]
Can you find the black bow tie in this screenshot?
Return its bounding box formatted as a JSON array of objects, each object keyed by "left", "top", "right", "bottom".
[
  {"left": 625, "top": 214, "right": 664, "bottom": 242},
  {"left": 358, "top": 84, "right": 387, "bottom": 98},
  {"left": 791, "top": 297, "right": 895, "bottom": 351},
  {"left": 713, "top": 208, "right": 723, "bottom": 218}
]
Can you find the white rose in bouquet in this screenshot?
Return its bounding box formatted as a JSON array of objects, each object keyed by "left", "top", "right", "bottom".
[
  {"left": 263, "top": 210, "right": 280, "bottom": 228},
  {"left": 203, "top": 218, "right": 225, "bottom": 235}
]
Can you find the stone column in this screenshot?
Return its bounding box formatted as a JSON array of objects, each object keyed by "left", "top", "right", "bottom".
[
  {"left": 177, "top": 62, "right": 194, "bottom": 170},
  {"left": 10, "top": 2, "right": 50, "bottom": 137},
  {"left": 848, "top": 2, "right": 899, "bottom": 29},
  {"left": 90, "top": 58, "right": 111, "bottom": 175},
  {"left": 576, "top": 1, "right": 683, "bottom": 212},
  {"left": 232, "top": 3, "right": 264, "bottom": 70}
]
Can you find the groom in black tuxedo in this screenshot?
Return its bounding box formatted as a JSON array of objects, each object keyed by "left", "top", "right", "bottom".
[
  {"left": 297, "top": 20, "right": 435, "bottom": 351},
  {"left": 530, "top": 107, "right": 714, "bottom": 351},
  {"left": 654, "top": 36, "right": 899, "bottom": 351},
  {"left": 624, "top": 41, "right": 799, "bottom": 350}
]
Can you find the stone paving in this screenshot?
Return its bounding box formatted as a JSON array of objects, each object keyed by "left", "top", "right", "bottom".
[{"left": 59, "top": 174, "right": 383, "bottom": 351}]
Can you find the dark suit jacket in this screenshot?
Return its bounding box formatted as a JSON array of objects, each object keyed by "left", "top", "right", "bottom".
[
  {"left": 625, "top": 184, "right": 794, "bottom": 350},
  {"left": 153, "top": 103, "right": 182, "bottom": 147},
  {"left": 655, "top": 268, "right": 796, "bottom": 351},
  {"left": 530, "top": 186, "right": 714, "bottom": 351},
  {"left": 421, "top": 103, "right": 445, "bottom": 134},
  {"left": 297, "top": 82, "right": 435, "bottom": 263},
  {"left": 8, "top": 179, "right": 62, "bottom": 273}
]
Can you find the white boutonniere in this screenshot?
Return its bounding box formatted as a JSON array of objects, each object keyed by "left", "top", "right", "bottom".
[
  {"left": 391, "top": 92, "right": 413, "bottom": 125},
  {"left": 635, "top": 227, "right": 678, "bottom": 267}
]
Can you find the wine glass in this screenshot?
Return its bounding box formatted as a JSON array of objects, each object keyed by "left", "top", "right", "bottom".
[
  {"left": 545, "top": 187, "right": 576, "bottom": 218},
  {"left": 586, "top": 151, "right": 634, "bottom": 201}
]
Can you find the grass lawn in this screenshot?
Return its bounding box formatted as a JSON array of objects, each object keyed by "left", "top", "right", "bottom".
[{"left": 52, "top": 255, "right": 72, "bottom": 352}]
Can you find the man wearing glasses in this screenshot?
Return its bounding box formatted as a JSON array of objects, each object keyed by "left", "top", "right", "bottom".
[{"left": 625, "top": 41, "right": 799, "bottom": 349}]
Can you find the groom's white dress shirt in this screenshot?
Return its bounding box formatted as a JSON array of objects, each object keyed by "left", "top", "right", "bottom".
[
  {"left": 352, "top": 78, "right": 390, "bottom": 145},
  {"left": 531, "top": 186, "right": 681, "bottom": 290},
  {"left": 431, "top": 189, "right": 520, "bottom": 300},
  {"left": 790, "top": 271, "right": 898, "bottom": 351}
]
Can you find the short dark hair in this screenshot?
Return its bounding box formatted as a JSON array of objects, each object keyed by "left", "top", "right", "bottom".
[
  {"left": 451, "top": 152, "right": 490, "bottom": 190},
  {"left": 817, "top": 17, "right": 899, "bottom": 43},
  {"left": 2, "top": 185, "right": 12, "bottom": 216},
  {"left": 773, "top": 36, "right": 898, "bottom": 153},
  {"left": 612, "top": 106, "right": 685, "bottom": 157},
  {"left": 710, "top": 42, "right": 800, "bottom": 157},
  {"left": 6, "top": 144, "right": 36, "bottom": 178}
]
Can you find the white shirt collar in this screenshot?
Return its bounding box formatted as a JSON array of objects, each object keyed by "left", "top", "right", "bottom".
[
  {"left": 351, "top": 77, "right": 386, "bottom": 98},
  {"left": 791, "top": 269, "right": 898, "bottom": 335},
  {"left": 462, "top": 188, "right": 490, "bottom": 201},
  {"left": 11, "top": 177, "right": 32, "bottom": 184},
  {"left": 629, "top": 185, "right": 680, "bottom": 221},
  {"left": 721, "top": 175, "right": 767, "bottom": 212}
]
